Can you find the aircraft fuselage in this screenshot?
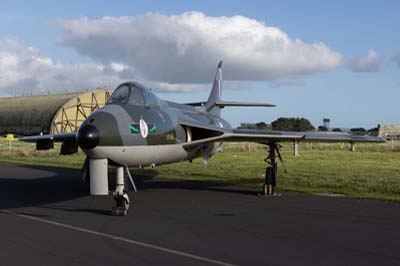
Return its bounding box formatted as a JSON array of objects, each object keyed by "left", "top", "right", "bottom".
[{"left": 79, "top": 91, "right": 230, "bottom": 167}]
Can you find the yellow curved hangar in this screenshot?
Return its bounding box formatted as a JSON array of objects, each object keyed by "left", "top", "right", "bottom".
[{"left": 0, "top": 89, "right": 110, "bottom": 136}]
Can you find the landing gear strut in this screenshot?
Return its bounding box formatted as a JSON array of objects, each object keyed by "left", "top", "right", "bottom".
[
  {"left": 260, "top": 142, "right": 286, "bottom": 196},
  {"left": 112, "top": 166, "right": 130, "bottom": 216}
]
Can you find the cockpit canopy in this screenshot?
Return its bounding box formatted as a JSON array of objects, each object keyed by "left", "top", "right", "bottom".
[{"left": 108, "top": 82, "right": 160, "bottom": 107}]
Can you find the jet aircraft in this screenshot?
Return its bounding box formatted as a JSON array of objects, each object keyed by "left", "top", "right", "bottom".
[{"left": 21, "top": 62, "right": 385, "bottom": 215}]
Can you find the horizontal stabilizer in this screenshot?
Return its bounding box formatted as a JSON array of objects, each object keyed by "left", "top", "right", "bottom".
[
  {"left": 185, "top": 101, "right": 276, "bottom": 108},
  {"left": 215, "top": 101, "right": 276, "bottom": 108}
]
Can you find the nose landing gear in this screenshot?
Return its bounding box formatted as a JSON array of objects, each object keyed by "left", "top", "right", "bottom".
[
  {"left": 112, "top": 192, "right": 130, "bottom": 216},
  {"left": 111, "top": 166, "right": 131, "bottom": 216}
]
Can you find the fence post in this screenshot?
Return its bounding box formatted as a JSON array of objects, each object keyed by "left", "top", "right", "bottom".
[{"left": 294, "top": 140, "right": 299, "bottom": 156}]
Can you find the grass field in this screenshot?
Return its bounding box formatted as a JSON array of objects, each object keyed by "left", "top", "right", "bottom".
[{"left": 1, "top": 137, "right": 400, "bottom": 201}]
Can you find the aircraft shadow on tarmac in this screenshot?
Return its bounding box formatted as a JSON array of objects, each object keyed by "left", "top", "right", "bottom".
[
  {"left": 0, "top": 164, "right": 260, "bottom": 213},
  {"left": 134, "top": 175, "right": 260, "bottom": 196},
  {"left": 0, "top": 164, "right": 89, "bottom": 211}
]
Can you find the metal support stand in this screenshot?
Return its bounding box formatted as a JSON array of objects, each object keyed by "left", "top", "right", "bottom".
[
  {"left": 112, "top": 166, "right": 130, "bottom": 216},
  {"left": 260, "top": 142, "right": 286, "bottom": 196},
  {"left": 124, "top": 166, "right": 138, "bottom": 192}
]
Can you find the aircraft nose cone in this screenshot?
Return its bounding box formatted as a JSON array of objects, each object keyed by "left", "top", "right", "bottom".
[{"left": 77, "top": 124, "right": 100, "bottom": 150}]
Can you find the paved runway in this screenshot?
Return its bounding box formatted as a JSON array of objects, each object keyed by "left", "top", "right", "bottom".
[{"left": 0, "top": 163, "right": 400, "bottom": 266}]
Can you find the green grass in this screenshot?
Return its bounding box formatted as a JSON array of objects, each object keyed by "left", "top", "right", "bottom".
[{"left": 1, "top": 137, "right": 400, "bottom": 201}]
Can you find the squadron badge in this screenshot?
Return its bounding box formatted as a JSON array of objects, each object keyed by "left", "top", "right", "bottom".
[{"left": 139, "top": 118, "right": 148, "bottom": 138}]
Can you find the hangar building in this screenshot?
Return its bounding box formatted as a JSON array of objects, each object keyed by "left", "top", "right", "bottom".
[{"left": 0, "top": 89, "right": 110, "bottom": 136}]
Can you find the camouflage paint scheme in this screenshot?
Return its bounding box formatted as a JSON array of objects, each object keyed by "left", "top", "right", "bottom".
[{"left": 81, "top": 80, "right": 229, "bottom": 166}]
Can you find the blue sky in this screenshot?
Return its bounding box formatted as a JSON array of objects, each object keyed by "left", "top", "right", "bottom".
[{"left": 0, "top": 0, "right": 399, "bottom": 129}]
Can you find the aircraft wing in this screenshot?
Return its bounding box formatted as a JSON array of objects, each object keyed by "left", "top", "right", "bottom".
[
  {"left": 182, "top": 129, "right": 385, "bottom": 149},
  {"left": 230, "top": 129, "right": 385, "bottom": 143},
  {"left": 19, "top": 132, "right": 77, "bottom": 142},
  {"left": 299, "top": 132, "right": 385, "bottom": 143},
  {"left": 19, "top": 132, "right": 78, "bottom": 155}
]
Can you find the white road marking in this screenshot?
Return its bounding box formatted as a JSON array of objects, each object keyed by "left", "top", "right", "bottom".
[{"left": 0, "top": 209, "right": 236, "bottom": 266}]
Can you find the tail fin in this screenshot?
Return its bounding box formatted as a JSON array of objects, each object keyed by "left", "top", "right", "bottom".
[
  {"left": 202, "top": 61, "right": 276, "bottom": 116},
  {"left": 205, "top": 61, "right": 223, "bottom": 116}
]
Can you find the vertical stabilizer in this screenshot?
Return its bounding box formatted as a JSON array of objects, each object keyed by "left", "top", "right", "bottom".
[{"left": 205, "top": 61, "right": 223, "bottom": 116}]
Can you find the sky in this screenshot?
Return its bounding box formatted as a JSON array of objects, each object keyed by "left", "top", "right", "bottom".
[{"left": 0, "top": 0, "right": 399, "bottom": 129}]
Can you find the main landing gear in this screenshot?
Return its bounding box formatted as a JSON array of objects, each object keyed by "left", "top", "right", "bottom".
[
  {"left": 112, "top": 166, "right": 130, "bottom": 216},
  {"left": 260, "top": 142, "right": 287, "bottom": 196}
]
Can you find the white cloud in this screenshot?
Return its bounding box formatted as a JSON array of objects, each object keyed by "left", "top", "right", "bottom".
[
  {"left": 393, "top": 51, "right": 400, "bottom": 67},
  {"left": 0, "top": 38, "right": 125, "bottom": 95},
  {"left": 146, "top": 81, "right": 208, "bottom": 93},
  {"left": 58, "top": 12, "right": 342, "bottom": 84},
  {"left": 348, "top": 50, "right": 385, "bottom": 73},
  {"left": 0, "top": 38, "right": 207, "bottom": 95},
  {"left": 0, "top": 12, "right": 343, "bottom": 95}
]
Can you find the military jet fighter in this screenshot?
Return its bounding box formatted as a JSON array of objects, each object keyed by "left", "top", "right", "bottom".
[{"left": 21, "top": 61, "right": 384, "bottom": 215}]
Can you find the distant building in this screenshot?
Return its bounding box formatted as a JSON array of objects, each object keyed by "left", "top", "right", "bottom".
[
  {"left": 377, "top": 124, "right": 400, "bottom": 139},
  {"left": 323, "top": 118, "right": 330, "bottom": 130}
]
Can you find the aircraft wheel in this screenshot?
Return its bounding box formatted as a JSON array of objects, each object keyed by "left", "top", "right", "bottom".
[{"left": 111, "top": 192, "right": 130, "bottom": 216}]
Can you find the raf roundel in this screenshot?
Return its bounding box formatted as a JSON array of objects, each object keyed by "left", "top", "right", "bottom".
[{"left": 139, "top": 118, "right": 148, "bottom": 138}]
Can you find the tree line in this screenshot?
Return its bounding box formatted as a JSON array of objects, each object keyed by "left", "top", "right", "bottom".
[
  {"left": 239, "top": 117, "right": 377, "bottom": 135},
  {"left": 239, "top": 117, "right": 315, "bottom": 132}
]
